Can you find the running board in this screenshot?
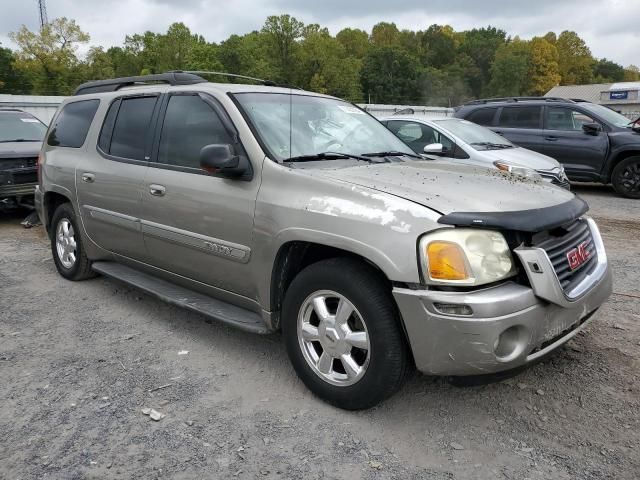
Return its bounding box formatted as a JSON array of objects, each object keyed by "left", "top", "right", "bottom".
[{"left": 92, "top": 261, "right": 269, "bottom": 334}]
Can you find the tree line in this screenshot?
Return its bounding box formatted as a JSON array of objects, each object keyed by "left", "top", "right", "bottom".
[{"left": 1, "top": 15, "right": 639, "bottom": 106}]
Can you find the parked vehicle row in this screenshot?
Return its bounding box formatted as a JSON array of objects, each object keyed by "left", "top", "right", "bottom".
[
  {"left": 36, "top": 72, "right": 612, "bottom": 409},
  {"left": 454, "top": 97, "right": 640, "bottom": 198},
  {"left": 381, "top": 115, "right": 570, "bottom": 188}
]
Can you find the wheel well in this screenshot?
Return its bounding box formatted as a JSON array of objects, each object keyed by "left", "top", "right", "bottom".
[
  {"left": 269, "top": 241, "right": 391, "bottom": 330},
  {"left": 43, "top": 192, "right": 70, "bottom": 233},
  {"left": 607, "top": 151, "right": 640, "bottom": 181}
]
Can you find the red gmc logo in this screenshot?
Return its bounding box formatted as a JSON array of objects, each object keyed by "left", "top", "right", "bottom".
[{"left": 566, "top": 242, "right": 591, "bottom": 270}]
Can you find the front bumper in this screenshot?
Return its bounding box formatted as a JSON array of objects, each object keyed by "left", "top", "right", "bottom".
[
  {"left": 0, "top": 166, "right": 38, "bottom": 198},
  {"left": 394, "top": 218, "right": 612, "bottom": 376}
]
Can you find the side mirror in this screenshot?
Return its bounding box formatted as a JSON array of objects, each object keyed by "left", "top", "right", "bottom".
[
  {"left": 200, "top": 144, "right": 248, "bottom": 177},
  {"left": 582, "top": 122, "right": 602, "bottom": 135},
  {"left": 423, "top": 143, "right": 444, "bottom": 154}
]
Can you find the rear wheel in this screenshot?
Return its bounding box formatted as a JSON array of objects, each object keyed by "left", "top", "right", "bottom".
[
  {"left": 282, "top": 258, "right": 410, "bottom": 410},
  {"left": 611, "top": 156, "right": 640, "bottom": 199},
  {"left": 50, "top": 203, "right": 95, "bottom": 281}
]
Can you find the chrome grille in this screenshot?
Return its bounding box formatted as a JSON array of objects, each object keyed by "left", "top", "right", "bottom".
[{"left": 535, "top": 219, "right": 598, "bottom": 292}]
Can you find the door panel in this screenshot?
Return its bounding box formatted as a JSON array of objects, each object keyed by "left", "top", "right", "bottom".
[
  {"left": 542, "top": 106, "right": 608, "bottom": 178},
  {"left": 141, "top": 169, "right": 258, "bottom": 297},
  {"left": 140, "top": 92, "right": 259, "bottom": 298},
  {"left": 76, "top": 160, "right": 147, "bottom": 259},
  {"left": 76, "top": 94, "right": 159, "bottom": 260}
]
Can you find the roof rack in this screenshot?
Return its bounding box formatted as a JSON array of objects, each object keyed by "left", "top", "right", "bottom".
[
  {"left": 464, "top": 96, "right": 575, "bottom": 106},
  {"left": 393, "top": 107, "right": 415, "bottom": 115},
  {"left": 73, "top": 72, "right": 207, "bottom": 96},
  {"left": 179, "top": 70, "right": 279, "bottom": 87}
]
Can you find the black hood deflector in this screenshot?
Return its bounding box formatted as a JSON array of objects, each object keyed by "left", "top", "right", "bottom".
[{"left": 437, "top": 196, "right": 589, "bottom": 232}]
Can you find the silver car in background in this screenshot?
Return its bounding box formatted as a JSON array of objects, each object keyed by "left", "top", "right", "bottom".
[{"left": 382, "top": 116, "right": 570, "bottom": 188}]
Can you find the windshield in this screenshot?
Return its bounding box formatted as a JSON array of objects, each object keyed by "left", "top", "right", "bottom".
[
  {"left": 580, "top": 103, "right": 633, "bottom": 128},
  {"left": 234, "top": 93, "right": 414, "bottom": 161},
  {"left": 433, "top": 118, "right": 513, "bottom": 150},
  {"left": 0, "top": 112, "right": 47, "bottom": 142}
]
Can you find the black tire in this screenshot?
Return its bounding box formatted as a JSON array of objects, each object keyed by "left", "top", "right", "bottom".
[
  {"left": 282, "top": 258, "right": 410, "bottom": 410},
  {"left": 611, "top": 156, "right": 640, "bottom": 199},
  {"left": 50, "top": 203, "right": 96, "bottom": 281}
]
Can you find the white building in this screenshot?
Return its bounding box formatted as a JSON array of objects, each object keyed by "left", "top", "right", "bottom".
[{"left": 0, "top": 94, "right": 65, "bottom": 124}]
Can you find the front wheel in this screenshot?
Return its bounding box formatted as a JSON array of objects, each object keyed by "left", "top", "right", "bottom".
[
  {"left": 282, "top": 258, "right": 410, "bottom": 410},
  {"left": 611, "top": 156, "right": 640, "bottom": 199}
]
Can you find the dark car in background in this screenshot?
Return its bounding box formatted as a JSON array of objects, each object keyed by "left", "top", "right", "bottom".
[
  {"left": 0, "top": 108, "right": 47, "bottom": 208},
  {"left": 454, "top": 97, "right": 640, "bottom": 198}
]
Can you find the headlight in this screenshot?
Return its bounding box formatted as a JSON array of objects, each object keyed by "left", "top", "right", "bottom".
[
  {"left": 558, "top": 165, "right": 568, "bottom": 182},
  {"left": 419, "top": 229, "right": 517, "bottom": 286},
  {"left": 494, "top": 161, "right": 542, "bottom": 180}
]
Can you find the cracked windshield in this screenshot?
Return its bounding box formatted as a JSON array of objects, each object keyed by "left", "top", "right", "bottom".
[{"left": 234, "top": 93, "right": 414, "bottom": 161}]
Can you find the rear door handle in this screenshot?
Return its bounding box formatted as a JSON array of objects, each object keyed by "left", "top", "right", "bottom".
[
  {"left": 149, "top": 184, "right": 166, "bottom": 197},
  {"left": 81, "top": 173, "right": 95, "bottom": 183},
  {"left": 545, "top": 136, "right": 558, "bottom": 141}
]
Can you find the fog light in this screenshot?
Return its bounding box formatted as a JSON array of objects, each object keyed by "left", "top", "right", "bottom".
[
  {"left": 494, "top": 325, "right": 527, "bottom": 361},
  {"left": 433, "top": 303, "right": 473, "bottom": 316}
]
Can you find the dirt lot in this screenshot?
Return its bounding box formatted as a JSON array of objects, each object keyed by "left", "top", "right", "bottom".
[{"left": 1, "top": 184, "right": 638, "bottom": 480}]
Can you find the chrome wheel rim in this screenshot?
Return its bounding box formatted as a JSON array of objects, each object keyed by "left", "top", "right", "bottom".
[
  {"left": 297, "top": 290, "right": 370, "bottom": 387},
  {"left": 56, "top": 218, "right": 77, "bottom": 269}
]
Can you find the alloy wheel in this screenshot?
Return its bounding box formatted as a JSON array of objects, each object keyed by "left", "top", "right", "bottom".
[{"left": 56, "top": 218, "right": 77, "bottom": 269}]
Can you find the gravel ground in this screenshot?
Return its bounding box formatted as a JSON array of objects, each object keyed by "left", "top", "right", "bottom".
[{"left": 0, "top": 184, "right": 638, "bottom": 479}]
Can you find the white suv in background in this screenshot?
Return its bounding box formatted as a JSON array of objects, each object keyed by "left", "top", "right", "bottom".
[{"left": 382, "top": 116, "right": 570, "bottom": 188}]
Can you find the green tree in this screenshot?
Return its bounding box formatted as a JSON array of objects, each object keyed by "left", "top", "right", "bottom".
[
  {"left": 218, "top": 32, "right": 277, "bottom": 81},
  {"left": 487, "top": 38, "right": 531, "bottom": 96},
  {"left": 421, "top": 24, "right": 457, "bottom": 69},
  {"left": 528, "top": 37, "right": 561, "bottom": 95},
  {"left": 593, "top": 58, "right": 625, "bottom": 82},
  {"left": 361, "top": 46, "right": 420, "bottom": 104},
  {"left": 336, "top": 28, "right": 369, "bottom": 59},
  {"left": 370, "top": 22, "right": 400, "bottom": 48},
  {"left": 459, "top": 26, "right": 507, "bottom": 96},
  {"left": 623, "top": 65, "right": 640, "bottom": 82},
  {"left": 261, "top": 14, "right": 304, "bottom": 82},
  {"left": 9, "top": 17, "right": 89, "bottom": 94},
  {"left": 0, "top": 44, "right": 31, "bottom": 93},
  {"left": 556, "top": 30, "right": 594, "bottom": 85}
]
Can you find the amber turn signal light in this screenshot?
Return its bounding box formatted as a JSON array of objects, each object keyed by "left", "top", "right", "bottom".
[{"left": 426, "top": 241, "right": 469, "bottom": 281}]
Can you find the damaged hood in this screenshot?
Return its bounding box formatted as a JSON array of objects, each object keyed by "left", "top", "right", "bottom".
[{"left": 315, "top": 160, "right": 575, "bottom": 216}]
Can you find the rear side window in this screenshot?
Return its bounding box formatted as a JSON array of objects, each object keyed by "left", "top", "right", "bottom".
[
  {"left": 498, "top": 106, "right": 542, "bottom": 129},
  {"left": 465, "top": 107, "right": 497, "bottom": 126},
  {"left": 158, "top": 94, "right": 233, "bottom": 169},
  {"left": 104, "top": 96, "right": 157, "bottom": 161},
  {"left": 47, "top": 100, "right": 100, "bottom": 148}
]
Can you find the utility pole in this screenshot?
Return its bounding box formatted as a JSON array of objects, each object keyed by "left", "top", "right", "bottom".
[{"left": 37, "top": 0, "right": 48, "bottom": 29}]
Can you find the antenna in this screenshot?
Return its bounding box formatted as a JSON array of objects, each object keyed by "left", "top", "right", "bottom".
[{"left": 37, "top": 0, "right": 48, "bottom": 29}]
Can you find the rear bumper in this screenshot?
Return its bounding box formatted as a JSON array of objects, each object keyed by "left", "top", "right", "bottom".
[{"left": 394, "top": 218, "right": 612, "bottom": 376}]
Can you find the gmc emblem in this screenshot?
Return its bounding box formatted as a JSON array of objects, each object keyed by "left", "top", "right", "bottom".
[{"left": 566, "top": 242, "right": 591, "bottom": 270}]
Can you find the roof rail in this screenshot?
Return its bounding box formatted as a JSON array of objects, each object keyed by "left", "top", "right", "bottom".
[
  {"left": 73, "top": 72, "right": 207, "bottom": 96},
  {"left": 179, "top": 70, "right": 279, "bottom": 87},
  {"left": 464, "top": 96, "right": 575, "bottom": 106}
]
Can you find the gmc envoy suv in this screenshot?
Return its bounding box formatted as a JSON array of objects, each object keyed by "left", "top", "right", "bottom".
[
  {"left": 36, "top": 73, "right": 612, "bottom": 409},
  {"left": 455, "top": 97, "right": 640, "bottom": 198}
]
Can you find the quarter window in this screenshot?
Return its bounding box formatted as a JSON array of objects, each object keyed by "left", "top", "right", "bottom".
[
  {"left": 466, "top": 107, "right": 497, "bottom": 126},
  {"left": 546, "top": 107, "right": 597, "bottom": 131},
  {"left": 107, "top": 96, "right": 157, "bottom": 160},
  {"left": 498, "top": 106, "right": 542, "bottom": 129},
  {"left": 47, "top": 99, "right": 99, "bottom": 148},
  {"left": 158, "top": 95, "right": 233, "bottom": 169}
]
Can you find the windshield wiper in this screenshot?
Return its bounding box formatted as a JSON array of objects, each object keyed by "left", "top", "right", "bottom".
[
  {"left": 361, "top": 151, "right": 422, "bottom": 159},
  {"left": 0, "top": 138, "right": 41, "bottom": 143},
  {"left": 283, "top": 152, "right": 371, "bottom": 163}
]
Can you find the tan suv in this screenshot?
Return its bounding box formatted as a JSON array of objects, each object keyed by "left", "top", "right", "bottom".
[{"left": 36, "top": 72, "right": 612, "bottom": 409}]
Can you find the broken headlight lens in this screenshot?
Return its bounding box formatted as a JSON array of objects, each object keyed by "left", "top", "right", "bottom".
[
  {"left": 494, "top": 161, "right": 542, "bottom": 180},
  {"left": 419, "top": 229, "right": 516, "bottom": 286}
]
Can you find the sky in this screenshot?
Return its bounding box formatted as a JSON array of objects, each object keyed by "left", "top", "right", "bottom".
[{"left": 0, "top": 0, "right": 638, "bottom": 67}]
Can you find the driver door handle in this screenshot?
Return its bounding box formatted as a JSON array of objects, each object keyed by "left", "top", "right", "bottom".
[
  {"left": 545, "top": 136, "right": 558, "bottom": 141},
  {"left": 149, "top": 184, "right": 166, "bottom": 197}
]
